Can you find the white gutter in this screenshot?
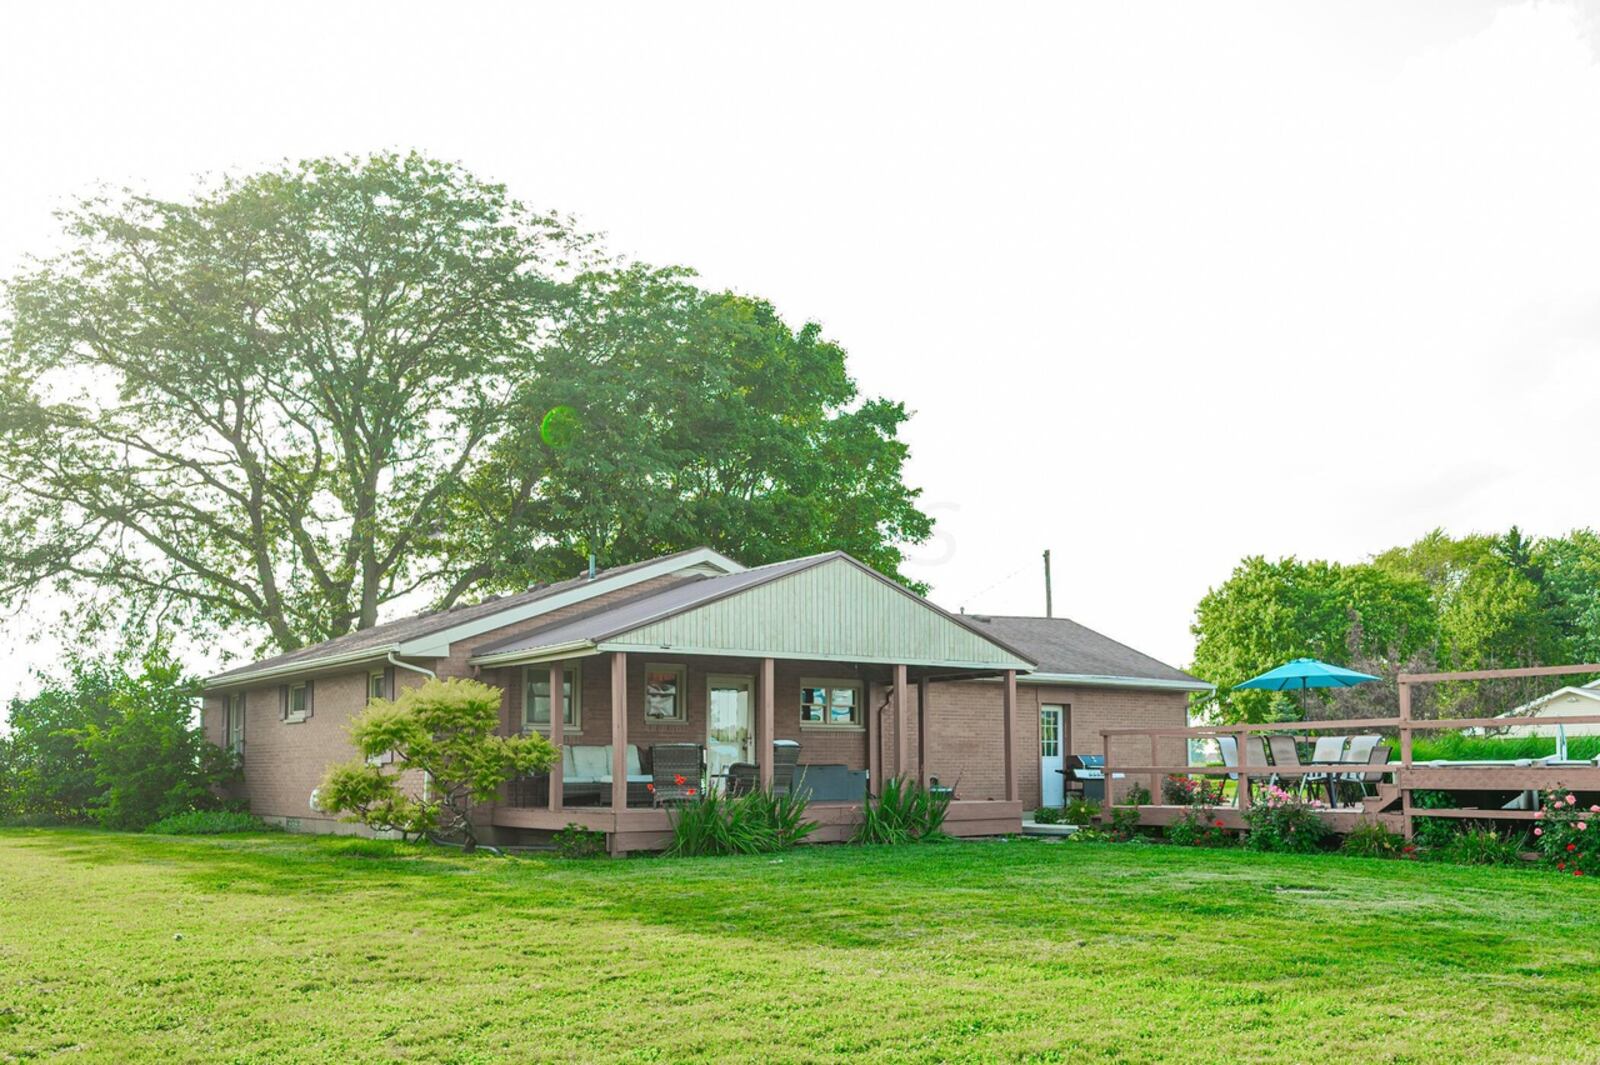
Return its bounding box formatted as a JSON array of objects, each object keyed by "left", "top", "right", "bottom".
[
  {"left": 386, "top": 651, "right": 436, "bottom": 680},
  {"left": 1020, "top": 672, "right": 1214, "bottom": 693},
  {"left": 467, "top": 640, "right": 600, "bottom": 668},
  {"left": 202, "top": 644, "right": 400, "bottom": 690}
]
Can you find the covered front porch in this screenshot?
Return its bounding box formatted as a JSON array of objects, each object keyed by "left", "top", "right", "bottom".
[
  {"left": 480, "top": 650, "right": 1026, "bottom": 852},
  {"left": 463, "top": 552, "right": 1037, "bottom": 852}
]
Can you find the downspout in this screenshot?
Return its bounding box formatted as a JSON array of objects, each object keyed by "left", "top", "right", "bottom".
[
  {"left": 386, "top": 653, "right": 438, "bottom": 804},
  {"left": 386, "top": 652, "right": 436, "bottom": 680}
]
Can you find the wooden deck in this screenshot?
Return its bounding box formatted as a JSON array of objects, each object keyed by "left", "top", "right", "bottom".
[
  {"left": 492, "top": 799, "right": 1024, "bottom": 853},
  {"left": 1099, "top": 663, "right": 1600, "bottom": 839}
]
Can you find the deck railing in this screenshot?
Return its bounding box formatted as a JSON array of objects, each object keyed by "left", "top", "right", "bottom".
[{"left": 1100, "top": 662, "right": 1600, "bottom": 838}]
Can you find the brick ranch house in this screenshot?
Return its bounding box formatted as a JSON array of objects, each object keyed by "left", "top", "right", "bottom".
[{"left": 202, "top": 547, "right": 1208, "bottom": 852}]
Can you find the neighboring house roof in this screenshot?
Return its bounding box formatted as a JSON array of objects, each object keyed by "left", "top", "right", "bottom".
[
  {"left": 470, "top": 552, "right": 1038, "bottom": 673},
  {"left": 1499, "top": 679, "right": 1600, "bottom": 719},
  {"left": 961, "top": 614, "right": 1212, "bottom": 692},
  {"left": 203, "top": 547, "right": 745, "bottom": 688}
]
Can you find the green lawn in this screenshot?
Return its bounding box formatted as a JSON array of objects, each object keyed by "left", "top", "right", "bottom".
[{"left": 2, "top": 831, "right": 1598, "bottom": 1063}]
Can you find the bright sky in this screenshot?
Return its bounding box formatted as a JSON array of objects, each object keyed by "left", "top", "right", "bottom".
[{"left": 2, "top": 1, "right": 1599, "bottom": 704}]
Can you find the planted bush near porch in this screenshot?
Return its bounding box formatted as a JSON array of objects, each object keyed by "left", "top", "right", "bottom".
[
  {"left": 852, "top": 776, "right": 950, "bottom": 845},
  {"left": 666, "top": 788, "right": 817, "bottom": 857},
  {"left": 1535, "top": 790, "right": 1600, "bottom": 877}
]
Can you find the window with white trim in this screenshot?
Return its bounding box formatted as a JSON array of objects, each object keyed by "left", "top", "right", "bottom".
[
  {"left": 368, "top": 669, "right": 389, "bottom": 702},
  {"left": 284, "top": 682, "right": 310, "bottom": 723},
  {"left": 524, "top": 666, "right": 581, "bottom": 731},
  {"left": 225, "top": 693, "right": 246, "bottom": 756},
  {"left": 645, "top": 664, "right": 687, "bottom": 723},
  {"left": 800, "top": 680, "right": 861, "bottom": 727}
]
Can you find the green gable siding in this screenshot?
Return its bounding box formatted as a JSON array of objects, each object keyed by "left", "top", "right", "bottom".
[{"left": 600, "top": 558, "right": 1032, "bottom": 670}]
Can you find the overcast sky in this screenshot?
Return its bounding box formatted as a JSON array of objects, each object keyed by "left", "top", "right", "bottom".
[{"left": 2, "top": 0, "right": 1598, "bottom": 702}]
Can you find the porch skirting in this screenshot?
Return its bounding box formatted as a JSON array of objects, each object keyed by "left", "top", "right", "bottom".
[{"left": 491, "top": 799, "right": 1024, "bottom": 854}]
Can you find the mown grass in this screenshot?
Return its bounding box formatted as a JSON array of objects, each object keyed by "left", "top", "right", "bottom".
[{"left": 2, "top": 829, "right": 1598, "bottom": 1063}]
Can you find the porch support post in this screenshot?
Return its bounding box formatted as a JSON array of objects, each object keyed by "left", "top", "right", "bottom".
[
  {"left": 547, "top": 661, "right": 565, "bottom": 812},
  {"left": 917, "top": 676, "right": 930, "bottom": 788},
  {"left": 893, "top": 664, "right": 909, "bottom": 779},
  {"left": 1002, "top": 669, "right": 1018, "bottom": 803},
  {"left": 758, "top": 657, "right": 776, "bottom": 790},
  {"left": 611, "top": 652, "right": 628, "bottom": 813},
  {"left": 1398, "top": 678, "right": 1413, "bottom": 840}
]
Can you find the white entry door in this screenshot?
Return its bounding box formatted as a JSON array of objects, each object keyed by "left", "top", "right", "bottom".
[
  {"left": 1040, "top": 705, "right": 1065, "bottom": 807},
  {"left": 707, "top": 674, "right": 755, "bottom": 788}
]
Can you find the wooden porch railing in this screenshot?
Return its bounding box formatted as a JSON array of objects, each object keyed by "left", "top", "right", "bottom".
[{"left": 1100, "top": 662, "right": 1600, "bottom": 838}]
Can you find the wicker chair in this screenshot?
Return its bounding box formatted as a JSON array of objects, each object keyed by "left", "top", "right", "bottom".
[
  {"left": 649, "top": 743, "right": 704, "bottom": 805},
  {"left": 725, "top": 762, "right": 758, "bottom": 797}
]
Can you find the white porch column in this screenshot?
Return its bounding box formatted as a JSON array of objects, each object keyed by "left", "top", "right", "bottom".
[
  {"left": 1002, "top": 669, "right": 1018, "bottom": 803},
  {"left": 893, "top": 664, "right": 909, "bottom": 779},
  {"left": 758, "top": 657, "right": 776, "bottom": 789},
  {"left": 610, "top": 652, "right": 628, "bottom": 812},
  {"left": 547, "top": 661, "right": 564, "bottom": 812}
]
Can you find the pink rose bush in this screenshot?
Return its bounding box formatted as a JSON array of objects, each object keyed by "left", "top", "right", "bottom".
[{"left": 1537, "top": 790, "right": 1599, "bottom": 878}]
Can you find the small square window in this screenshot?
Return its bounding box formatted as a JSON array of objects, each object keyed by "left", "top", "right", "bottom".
[
  {"left": 524, "top": 666, "right": 580, "bottom": 731},
  {"left": 645, "top": 664, "right": 687, "bottom": 723},
  {"left": 800, "top": 680, "right": 861, "bottom": 728}
]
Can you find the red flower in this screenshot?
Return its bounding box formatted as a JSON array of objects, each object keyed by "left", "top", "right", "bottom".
[
  {"left": 674, "top": 774, "right": 687, "bottom": 786},
  {"left": 1213, "top": 820, "right": 1225, "bottom": 828},
  {"left": 1568, "top": 843, "right": 1578, "bottom": 852},
  {"left": 646, "top": 783, "right": 655, "bottom": 793},
  {"left": 1576, "top": 870, "right": 1585, "bottom": 877},
  {"left": 1558, "top": 861, "right": 1567, "bottom": 870},
  {"left": 687, "top": 788, "right": 697, "bottom": 796}
]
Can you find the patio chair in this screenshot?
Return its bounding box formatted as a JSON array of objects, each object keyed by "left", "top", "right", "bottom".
[
  {"left": 772, "top": 739, "right": 801, "bottom": 796},
  {"left": 1354, "top": 743, "right": 1390, "bottom": 800},
  {"left": 724, "top": 762, "right": 757, "bottom": 797},
  {"left": 1265, "top": 734, "right": 1303, "bottom": 792},
  {"left": 1300, "top": 735, "right": 1347, "bottom": 804},
  {"left": 1218, "top": 735, "right": 1267, "bottom": 804},
  {"left": 649, "top": 743, "right": 704, "bottom": 805},
  {"left": 1329, "top": 735, "right": 1382, "bottom": 805}
]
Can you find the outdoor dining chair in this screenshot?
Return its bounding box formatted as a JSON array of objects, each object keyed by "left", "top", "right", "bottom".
[
  {"left": 1300, "top": 735, "right": 1348, "bottom": 804},
  {"left": 1327, "top": 734, "right": 1381, "bottom": 807},
  {"left": 1265, "top": 734, "right": 1302, "bottom": 792}
]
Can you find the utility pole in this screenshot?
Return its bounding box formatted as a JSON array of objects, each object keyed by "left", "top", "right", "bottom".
[{"left": 1042, "top": 549, "right": 1053, "bottom": 618}]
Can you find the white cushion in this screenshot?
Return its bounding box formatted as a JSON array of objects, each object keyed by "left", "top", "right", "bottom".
[
  {"left": 626, "top": 744, "right": 644, "bottom": 776},
  {"left": 562, "top": 745, "right": 578, "bottom": 777},
  {"left": 571, "top": 745, "right": 610, "bottom": 781}
]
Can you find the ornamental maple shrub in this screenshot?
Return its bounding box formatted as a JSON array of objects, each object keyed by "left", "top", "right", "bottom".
[{"left": 318, "top": 677, "right": 555, "bottom": 852}]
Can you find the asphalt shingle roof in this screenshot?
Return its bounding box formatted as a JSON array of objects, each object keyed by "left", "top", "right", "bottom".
[
  {"left": 205, "top": 550, "right": 710, "bottom": 682},
  {"left": 963, "top": 615, "right": 1204, "bottom": 685}
]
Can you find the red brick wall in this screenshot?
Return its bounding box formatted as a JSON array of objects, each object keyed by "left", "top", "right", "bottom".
[{"left": 920, "top": 681, "right": 1189, "bottom": 807}]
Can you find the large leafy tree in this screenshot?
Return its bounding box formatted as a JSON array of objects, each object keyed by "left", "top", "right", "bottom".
[
  {"left": 0, "top": 154, "right": 932, "bottom": 653},
  {"left": 1190, "top": 556, "right": 1435, "bottom": 723}
]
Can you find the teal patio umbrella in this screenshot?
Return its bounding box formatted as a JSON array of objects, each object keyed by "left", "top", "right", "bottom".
[{"left": 1234, "top": 657, "right": 1379, "bottom": 717}]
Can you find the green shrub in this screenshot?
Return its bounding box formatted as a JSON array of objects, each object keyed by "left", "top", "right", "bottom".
[
  {"left": 1432, "top": 825, "right": 1525, "bottom": 866},
  {"left": 667, "top": 787, "right": 817, "bottom": 857},
  {"left": 1535, "top": 791, "right": 1600, "bottom": 877},
  {"left": 1410, "top": 789, "right": 1464, "bottom": 850},
  {"left": 1124, "top": 784, "right": 1152, "bottom": 807},
  {"left": 853, "top": 776, "right": 950, "bottom": 845},
  {"left": 1339, "top": 821, "right": 1412, "bottom": 859},
  {"left": 1063, "top": 798, "right": 1100, "bottom": 826},
  {"left": 553, "top": 823, "right": 607, "bottom": 858},
  {"left": 144, "top": 810, "right": 279, "bottom": 835},
  {"left": 1243, "top": 784, "right": 1328, "bottom": 853},
  {"left": 1033, "top": 806, "right": 1064, "bottom": 825},
  {"left": 1165, "top": 806, "right": 1231, "bottom": 848},
  {"left": 1396, "top": 733, "right": 1600, "bottom": 764}
]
